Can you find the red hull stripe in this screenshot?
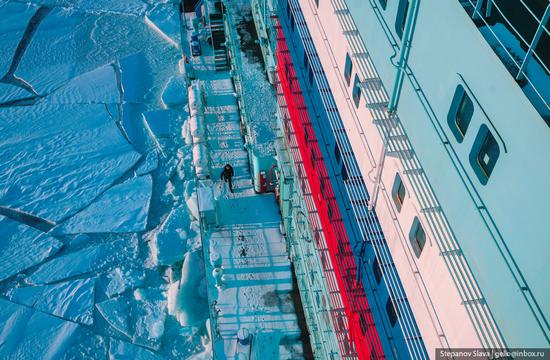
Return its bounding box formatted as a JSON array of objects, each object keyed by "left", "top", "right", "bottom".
[{"left": 274, "top": 18, "right": 386, "bottom": 360}]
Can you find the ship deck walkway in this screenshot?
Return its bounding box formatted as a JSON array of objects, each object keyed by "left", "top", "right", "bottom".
[{"left": 184, "top": 12, "right": 305, "bottom": 359}]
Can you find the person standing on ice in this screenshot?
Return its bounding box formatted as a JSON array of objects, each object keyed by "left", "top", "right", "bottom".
[{"left": 220, "top": 164, "right": 235, "bottom": 193}]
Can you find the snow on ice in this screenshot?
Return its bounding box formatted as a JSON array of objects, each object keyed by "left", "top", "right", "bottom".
[
  {"left": 137, "top": 150, "right": 160, "bottom": 176},
  {"left": 96, "top": 296, "right": 132, "bottom": 338},
  {"left": 46, "top": 64, "right": 121, "bottom": 105},
  {"left": 57, "top": 175, "right": 153, "bottom": 234},
  {"left": 27, "top": 237, "right": 138, "bottom": 285},
  {"left": 105, "top": 267, "right": 146, "bottom": 298},
  {"left": 145, "top": 2, "right": 181, "bottom": 48},
  {"left": 7, "top": 278, "right": 96, "bottom": 325},
  {"left": 0, "top": 1, "right": 210, "bottom": 358},
  {"left": 0, "top": 103, "right": 142, "bottom": 223},
  {"left": 132, "top": 299, "right": 168, "bottom": 350},
  {"left": 0, "top": 83, "right": 33, "bottom": 104},
  {"left": 143, "top": 109, "right": 182, "bottom": 139},
  {"left": 0, "top": 298, "right": 82, "bottom": 359},
  {"left": 146, "top": 205, "right": 190, "bottom": 266},
  {"left": 0, "top": 215, "right": 63, "bottom": 282},
  {"left": 162, "top": 75, "right": 188, "bottom": 109},
  {"left": 109, "top": 339, "right": 166, "bottom": 360},
  {"left": 0, "top": 2, "right": 37, "bottom": 78},
  {"left": 169, "top": 250, "right": 208, "bottom": 328}
]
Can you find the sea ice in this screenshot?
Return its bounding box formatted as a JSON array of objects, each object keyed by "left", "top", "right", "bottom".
[
  {"left": 96, "top": 296, "right": 131, "bottom": 338},
  {"left": 119, "top": 53, "right": 150, "bottom": 104},
  {"left": 109, "top": 339, "right": 166, "bottom": 360},
  {"left": 0, "top": 215, "right": 63, "bottom": 282},
  {"left": 136, "top": 150, "right": 159, "bottom": 176},
  {"left": 184, "top": 180, "right": 200, "bottom": 221},
  {"left": 0, "top": 83, "right": 33, "bottom": 104},
  {"left": 146, "top": 205, "right": 190, "bottom": 266},
  {"left": 60, "top": 334, "right": 108, "bottom": 360},
  {"left": 0, "top": 298, "right": 82, "bottom": 359},
  {"left": 145, "top": 3, "right": 181, "bottom": 48},
  {"left": 187, "top": 220, "right": 202, "bottom": 251},
  {"left": 27, "top": 237, "right": 138, "bottom": 285},
  {"left": 170, "top": 250, "right": 208, "bottom": 327},
  {"left": 8, "top": 278, "right": 96, "bottom": 325},
  {"left": 57, "top": 175, "right": 153, "bottom": 234},
  {"left": 162, "top": 75, "right": 188, "bottom": 109},
  {"left": 46, "top": 64, "right": 120, "bottom": 105},
  {"left": 143, "top": 109, "right": 183, "bottom": 139},
  {"left": 0, "top": 2, "right": 37, "bottom": 76},
  {"left": 13, "top": 7, "right": 89, "bottom": 96},
  {"left": 0, "top": 103, "right": 141, "bottom": 223},
  {"left": 105, "top": 267, "right": 146, "bottom": 298},
  {"left": 132, "top": 299, "right": 167, "bottom": 350},
  {"left": 122, "top": 103, "right": 155, "bottom": 153},
  {"left": 27, "top": 0, "right": 148, "bottom": 16}
]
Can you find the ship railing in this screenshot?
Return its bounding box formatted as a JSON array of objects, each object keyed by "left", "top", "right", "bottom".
[
  {"left": 460, "top": 0, "right": 550, "bottom": 120},
  {"left": 275, "top": 80, "right": 348, "bottom": 359},
  {"left": 284, "top": 0, "right": 429, "bottom": 358},
  {"left": 274, "top": 21, "right": 389, "bottom": 357},
  {"left": 274, "top": 75, "right": 358, "bottom": 359},
  {"left": 327, "top": 0, "right": 509, "bottom": 350},
  {"left": 278, "top": 71, "right": 361, "bottom": 359},
  {"left": 222, "top": 1, "right": 251, "bottom": 124}
]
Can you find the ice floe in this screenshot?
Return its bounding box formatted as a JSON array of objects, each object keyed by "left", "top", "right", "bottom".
[
  {"left": 137, "top": 150, "right": 160, "bottom": 176},
  {"left": 105, "top": 267, "right": 146, "bottom": 298},
  {"left": 27, "top": 237, "right": 138, "bottom": 285},
  {"left": 0, "top": 215, "right": 63, "bottom": 282},
  {"left": 96, "top": 296, "right": 131, "bottom": 338},
  {"left": 0, "top": 83, "right": 33, "bottom": 104},
  {"left": 146, "top": 205, "right": 190, "bottom": 266},
  {"left": 30, "top": 0, "right": 148, "bottom": 16},
  {"left": 169, "top": 250, "right": 208, "bottom": 327},
  {"left": 0, "top": 103, "right": 141, "bottom": 223},
  {"left": 162, "top": 75, "right": 188, "bottom": 109},
  {"left": 7, "top": 278, "right": 95, "bottom": 325},
  {"left": 46, "top": 63, "right": 120, "bottom": 105},
  {"left": 0, "top": 2, "right": 38, "bottom": 77},
  {"left": 143, "top": 109, "right": 183, "bottom": 139},
  {"left": 57, "top": 175, "right": 153, "bottom": 234},
  {"left": 133, "top": 299, "right": 168, "bottom": 350},
  {"left": 0, "top": 1, "right": 206, "bottom": 358},
  {"left": 145, "top": 3, "right": 181, "bottom": 48},
  {"left": 184, "top": 180, "right": 200, "bottom": 221},
  {"left": 109, "top": 339, "right": 166, "bottom": 360},
  {"left": 0, "top": 298, "right": 82, "bottom": 359}
]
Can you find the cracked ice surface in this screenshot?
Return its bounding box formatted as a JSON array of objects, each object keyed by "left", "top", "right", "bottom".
[
  {"left": 109, "top": 339, "right": 166, "bottom": 360},
  {"left": 0, "top": 298, "right": 83, "bottom": 359},
  {"left": 19, "top": 0, "right": 149, "bottom": 16},
  {"left": 7, "top": 278, "right": 96, "bottom": 325},
  {"left": 0, "top": 103, "right": 142, "bottom": 223},
  {"left": 0, "top": 215, "right": 63, "bottom": 282},
  {"left": 96, "top": 296, "right": 132, "bottom": 337},
  {"left": 0, "top": 2, "right": 36, "bottom": 77},
  {"left": 0, "top": 83, "right": 33, "bottom": 104},
  {"left": 57, "top": 175, "right": 153, "bottom": 234},
  {"left": 46, "top": 64, "right": 121, "bottom": 105},
  {"left": 0, "top": 1, "right": 211, "bottom": 358},
  {"left": 27, "top": 237, "right": 138, "bottom": 285}
]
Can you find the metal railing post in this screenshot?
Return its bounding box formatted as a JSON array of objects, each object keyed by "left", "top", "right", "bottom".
[
  {"left": 387, "top": 0, "right": 419, "bottom": 113},
  {"left": 516, "top": 4, "right": 550, "bottom": 81},
  {"left": 473, "top": 0, "right": 484, "bottom": 19},
  {"left": 485, "top": 0, "right": 492, "bottom": 17}
]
